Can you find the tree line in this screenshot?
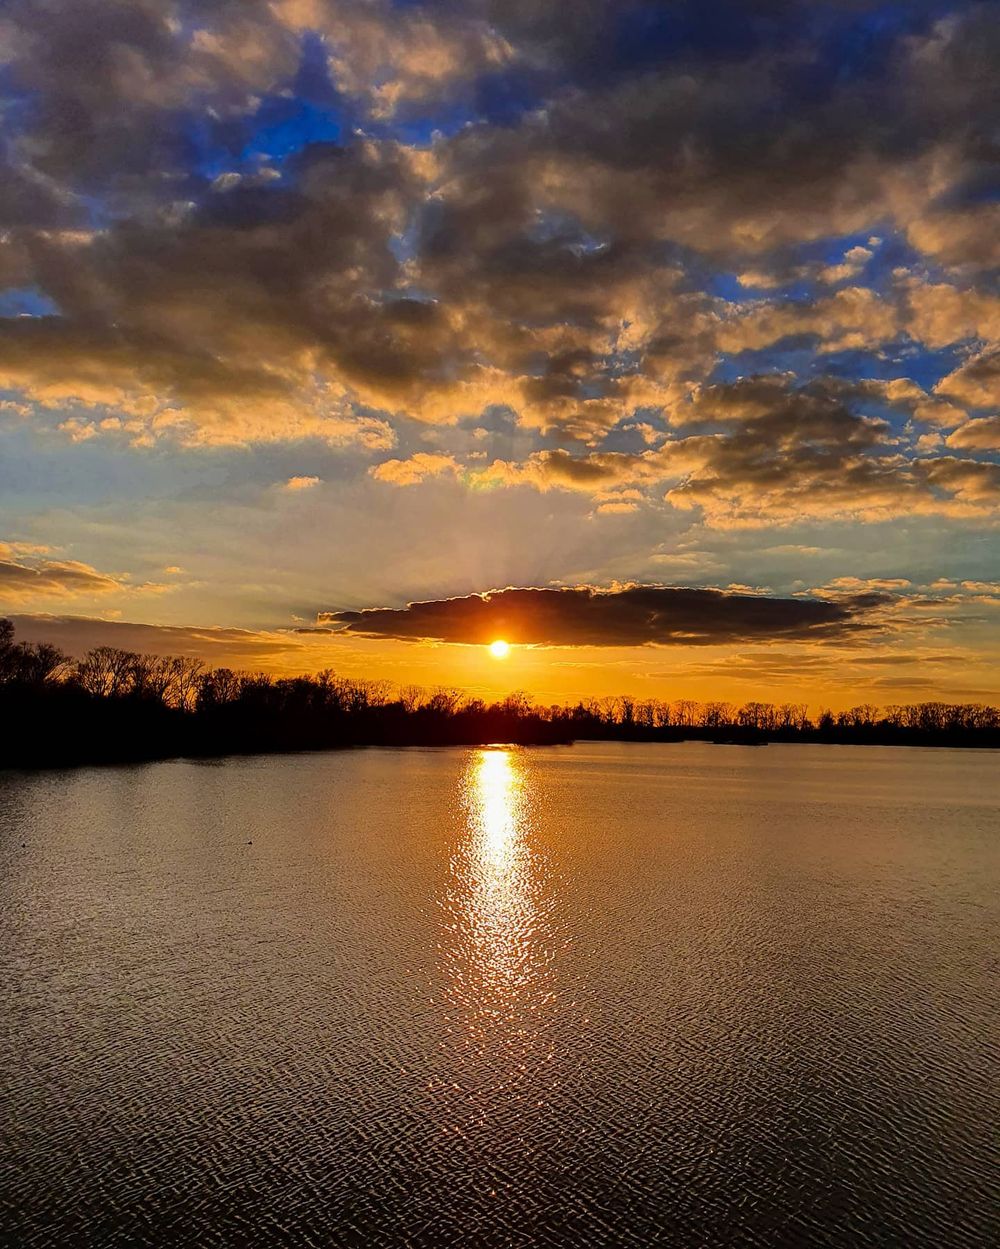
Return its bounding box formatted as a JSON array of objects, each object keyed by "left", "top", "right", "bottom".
[{"left": 1, "top": 619, "right": 997, "bottom": 767}]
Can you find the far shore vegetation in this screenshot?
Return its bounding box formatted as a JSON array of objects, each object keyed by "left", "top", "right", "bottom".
[{"left": 2, "top": 619, "right": 998, "bottom": 767}]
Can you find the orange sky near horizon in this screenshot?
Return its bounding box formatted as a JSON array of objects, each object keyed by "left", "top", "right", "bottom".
[{"left": 9, "top": 611, "right": 1000, "bottom": 715}]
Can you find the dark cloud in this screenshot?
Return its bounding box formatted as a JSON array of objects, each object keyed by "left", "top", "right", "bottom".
[
  {"left": 322, "top": 585, "right": 883, "bottom": 647},
  {"left": 466, "top": 373, "right": 1000, "bottom": 523},
  {"left": 424, "top": 2, "right": 999, "bottom": 272},
  {"left": 0, "top": 0, "right": 994, "bottom": 492},
  {"left": 0, "top": 140, "right": 422, "bottom": 444},
  {"left": 0, "top": 0, "right": 296, "bottom": 193},
  {"left": 0, "top": 553, "right": 123, "bottom": 602},
  {"left": 937, "top": 348, "right": 1000, "bottom": 411},
  {"left": 8, "top": 614, "right": 302, "bottom": 660}
]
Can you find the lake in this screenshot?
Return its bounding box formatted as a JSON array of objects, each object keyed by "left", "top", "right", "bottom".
[{"left": 2, "top": 743, "right": 998, "bottom": 1247}]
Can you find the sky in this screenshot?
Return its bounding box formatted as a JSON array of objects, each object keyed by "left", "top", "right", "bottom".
[{"left": 0, "top": 0, "right": 998, "bottom": 710}]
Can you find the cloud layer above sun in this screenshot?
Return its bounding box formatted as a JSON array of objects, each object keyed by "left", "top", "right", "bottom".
[
  {"left": 0, "top": 1, "right": 997, "bottom": 704},
  {"left": 323, "top": 586, "right": 883, "bottom": 647}
]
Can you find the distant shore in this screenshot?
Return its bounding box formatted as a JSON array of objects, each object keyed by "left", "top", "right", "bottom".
[
  {"left": 3, "top": 716, "right": 998, "bottom": 772},
  {"left": 3, "top": 618, "right": 998, "bottom": 769}
]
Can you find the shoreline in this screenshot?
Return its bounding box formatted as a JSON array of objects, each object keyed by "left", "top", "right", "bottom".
[{"left": 5, "top": 732, "right": 999, "bottom": 773}]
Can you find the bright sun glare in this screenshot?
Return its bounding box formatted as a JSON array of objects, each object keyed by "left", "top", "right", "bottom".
[{"left": 488, "top": 639, "right": 511, "bottom": 659}]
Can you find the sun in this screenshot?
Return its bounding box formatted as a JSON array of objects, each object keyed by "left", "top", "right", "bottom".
[{"left": 488, "top": 639, "right": 511, "bottom": 659}]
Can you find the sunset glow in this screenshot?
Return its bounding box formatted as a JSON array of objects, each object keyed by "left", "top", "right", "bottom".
[{"left": 0, "top": 0, "right": 997, "bottom": 714}]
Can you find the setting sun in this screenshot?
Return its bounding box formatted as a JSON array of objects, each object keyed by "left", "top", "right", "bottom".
[{"left": 488, "top": 639, "right": 511, "bottom": 659}]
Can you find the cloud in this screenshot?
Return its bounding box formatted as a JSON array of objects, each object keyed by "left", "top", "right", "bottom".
[
  {"left": 321, "top": 584, "right": 884, "bottom": 648},
  {"left": 0, "top": 315, "right": 397, "bottom": 449},
  {"left": 0, "top": 0, "right": 996, "bottom": 643},
  {"left": 936, "top": 348, "right": 1000, "bottom": 412},
  {"left": 0, "top": 550, "right": 126, "bottom": 604},
  {"left": 421, "top": 3, "right": 999, "bottom": 270},
  {"left": 674, "top": 644, "right": 978, "bottom": 692},
  {"left": 7, "top": 614, "right": 305, "bottom": 663},
  {"left": 474, "top": 448, "right": 643, "bottom": 492},
  {"left": 960, "top": 580, "right": 1000, "bottom": 594},
  {"left": 0, "top": 0, "right": 298, "bottom": 191},
  {"left": 275, "top": 0, "right": 515, "bottom": 121},
  {"left": 718, "top": 288, "right": 901, "bottom": 356},
  {"left": 906, "top": 205, "right": 1000, "bottom": 269},
  {"left": 819, "top": 576, "right": 913, "bottom": 595},
  {"left": 818, "top": 246, "right": 873, "bottom": 285},
  {"left": 0, "top": 1, "right": 995, "bottom": 464},
  {"left": 946, "top": 417, "right": 1000, "bottom": 452},
  {"left": 594, "top": 500, "right": 639, "bottom": 516},
  {"left": 0, "top": 542, "right": 177, "bottom": 608},
  {"left": 461, "top": 375, "right": 1000, "bottom": 525},
  {"left": 284, "top": 475, "right": 321, "bottom": 491},
  {"left": 905, "top": 283, "right": 1000, "bottom": 349},
  {"left": 370, "top": 452, "right": 462, "bottom": 486}
]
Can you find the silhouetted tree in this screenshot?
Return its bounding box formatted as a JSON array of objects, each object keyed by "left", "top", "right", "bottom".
[
  {"left": 0, "top": 620, "right": 68, "bottom": 686},
  {"left": 0, "top": 619, "right": 997, "bottom": 768}
]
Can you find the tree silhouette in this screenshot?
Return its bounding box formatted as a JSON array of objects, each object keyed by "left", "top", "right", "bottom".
[{"left": 0, "top": 618, "right": 997, "bottom": 768}]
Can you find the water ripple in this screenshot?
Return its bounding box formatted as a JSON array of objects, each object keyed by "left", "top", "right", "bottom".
[{"left": 2, "top": 743, "right": 998, "bottom": 1247}]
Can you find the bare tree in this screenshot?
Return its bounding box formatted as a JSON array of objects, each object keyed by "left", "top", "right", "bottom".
[
  {"left": 77, "top": 647, "right": 138, "bottom": 697},
  {"left": 671, "top": 699, "right": 699, "bottom": 728},
  {"left": 501, "top": 690, "right": 533, "bottom": 717},
  {"left": 398, "top": 684, "right": 426, "bottom": 713}
]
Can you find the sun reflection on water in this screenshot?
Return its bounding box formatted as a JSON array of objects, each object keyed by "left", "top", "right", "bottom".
[
  {"left": 444, "top": 748, "right": 554, "bottom": 1050},
  {"left": 474, "top": 749, "right": 521, "bottom": 874}
]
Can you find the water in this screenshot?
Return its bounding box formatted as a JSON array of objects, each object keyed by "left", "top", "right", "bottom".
[{"left": 2, "top": 743, "right": 998, "bottom": 1247}]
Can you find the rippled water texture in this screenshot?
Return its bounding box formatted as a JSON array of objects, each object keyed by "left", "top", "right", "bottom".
[{"left": 3, "top": 743, "right": 999, "bottom": 1247}]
